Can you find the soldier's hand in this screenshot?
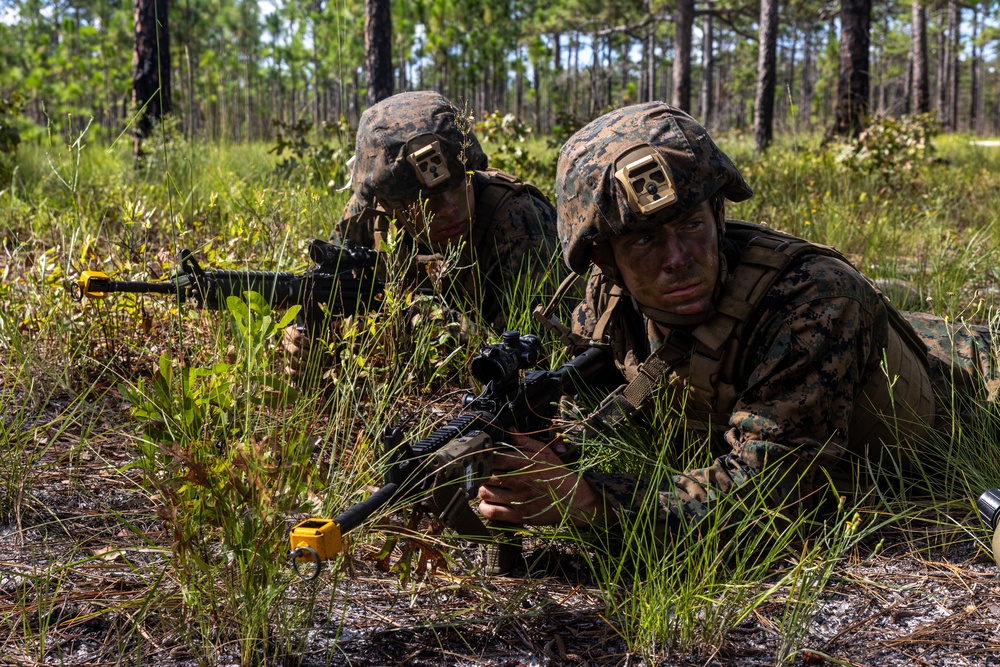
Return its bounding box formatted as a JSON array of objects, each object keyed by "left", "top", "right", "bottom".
[
  {"left": 478, "top": 433, "right": 602, "bottom": 527},
  {"left": 282, "top": 324, "right": 312, "bottom": 379}
]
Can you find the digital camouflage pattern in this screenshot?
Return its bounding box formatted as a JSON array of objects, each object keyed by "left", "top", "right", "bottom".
[
  {"left": 352, "top": 91, "right": 488, "bottom": 208},
  {"left": 547, "top": 103, "right": 991, "bottom": 535},
  {"left": 339, "top": 169, "right": 563, "bottom": 332},
  {"left": 572, "top": 230, "right": 998, "bottom": 532},
  {"left": 556, "top": 102, "right": 753, "bottom": 274}
]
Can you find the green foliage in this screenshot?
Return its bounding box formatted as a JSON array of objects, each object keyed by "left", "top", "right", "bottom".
[
  {"left": 0, "top": 91, "right": 24, "bottom": 185},
  {"left": 475, "top": 110, "right": 556, "bottom": 198},
  {"left": 833, "top": 113, "right": 943, "bottom": 185},
  {"left": 120, "top": 293, "right": 314, "bottom": 664},
  {"left": 547, "top": 110, "right": 585, "bottom": 149},
  {"left": 0, "top": 91, "right": 23, "bottom": 155},
  {"left": 269, "top": 117, "right": 353, "bottom": 188}
]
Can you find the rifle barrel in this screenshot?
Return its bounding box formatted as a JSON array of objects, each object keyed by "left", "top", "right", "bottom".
[{"left": 335, "top": 482, "right": 399, "bottom": 534}]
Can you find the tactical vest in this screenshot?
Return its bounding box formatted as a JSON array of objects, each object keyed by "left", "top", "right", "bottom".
[{"left": 587, "top": 221, "right": 937, "bottom": 456}]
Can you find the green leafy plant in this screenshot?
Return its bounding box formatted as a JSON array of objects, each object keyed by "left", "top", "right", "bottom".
[
  {"left": 834, "top": 113, "right": 942, "bottom": 185},
  {"left": 121, "top": 292, "right": 318, "bottom": 664},
  {"left": 269, "top": 117, "right": 353, "bottom": 187},
  {"left": 475, "top": 111, "right": 556, "bottom": 196}
]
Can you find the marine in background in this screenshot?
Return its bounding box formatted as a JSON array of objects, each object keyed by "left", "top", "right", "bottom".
[{"left": 284, "top": 91, "right": 564, "bottom": 375}]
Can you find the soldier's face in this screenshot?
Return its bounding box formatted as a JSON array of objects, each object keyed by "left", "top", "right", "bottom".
[
  {"left": 390, "top": 181, "right": 475, "bottom": 246},
  {"left": 607, "top": 200, "right": 719, "bottom": 317}
]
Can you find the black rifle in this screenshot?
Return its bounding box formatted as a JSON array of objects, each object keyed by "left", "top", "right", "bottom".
[
  {"left": 288, "top": 331, "right": 616, "bottom": 579},
  {"left": 71, "top": 239, "right": 384, "bottom": 332}
]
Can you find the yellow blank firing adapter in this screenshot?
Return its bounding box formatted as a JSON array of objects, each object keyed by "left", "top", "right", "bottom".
[
  {"left": 288, "top": 518, "right": 343, "bottom": 581},
  {"left": 406, "top": 136, "right": 451, "bottom": 189},
  {"left": 75, "top": 270, "right": 113, "bottom": 299},
  {"left": 614, "top": 145, "right": 677, "bottom": 217}
]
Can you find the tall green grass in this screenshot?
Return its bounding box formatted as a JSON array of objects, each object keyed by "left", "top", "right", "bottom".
[{"left": 3, "top": 119, "right": 1000, "bottom": 663}]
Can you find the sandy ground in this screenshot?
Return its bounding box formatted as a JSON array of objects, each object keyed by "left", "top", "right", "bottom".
[{"left": 3, "top": 391, "right": 1000, "bottom": 666}]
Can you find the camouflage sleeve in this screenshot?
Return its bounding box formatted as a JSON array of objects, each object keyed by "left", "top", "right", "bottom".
[
  {"left": 584, "top": 257, "right": 887, "bottom": 532},
  {"left": 478, "top": 191, "right": 566, "bottom": 330},
  {"left": 570, "top": 269, "right": 610, "bottom": 339},
  {"left": 335, "top": 190, "right": 379, "bottom": 247}
]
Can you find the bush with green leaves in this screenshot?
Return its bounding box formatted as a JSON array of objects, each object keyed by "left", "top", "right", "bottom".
[
  {"left": 475, "top": 110, "right": 556, "bottom": 198},
  {"left": 0, "top": 91, "right": 24, "bottom": 186},
  {"left": 833, "top": 113, "right": 942, "bottom": 185},
  {"left": 269, "top": 117, "right": 353, "bottom": 188},
  {"left": 120, "top": 293, "right": 316, "bottom": 664}
]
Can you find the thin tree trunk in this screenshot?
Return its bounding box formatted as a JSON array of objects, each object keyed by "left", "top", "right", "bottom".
[
  {"left": 831, "top": 0, "right": 871, "bottom": 138},
  {"left": 970, "top": 5, "right": 979, "bottom": 133},
  {"left": 786, "top": 29, "right": 797, "bottom": 129},
  {"left": 672, "top": 0, "right": 693, "bottom": 110},
  {"left": 621, "top": 39, "right": 629, "bottom": 105},
  {"left": 911, "top": 0, "right": 929, "bottom": 113},
  {"left": 365, "top": 0, "right": 393, "bottom": 106},
  {"left": 947, "top": 0, "right": 959, "bottom": 131},
  {"left": 753, "top": 0, "right": 778, "bottom": 152},
  {"left": 700, "top": 12, "right": 714, "bottom": 128},
  {"left": 606, "top": 35, "right": 613, "bottom": 108},
  {"left": 937, "top": 6, "right": 950, "bottom": 125},
  {"left": 590, "top": 32, "right": 599, "bottom": 117},
  {"left": 132, "top": 0, "right": 171, "bottom": 159},
  {"left": 571, "top": 32, "right": 579, "bottom": 113},
  {"left": 646, "top": 28, "right": 656, "bottom": 102},
  {"left": 800, "top": 26, "right": 814, "bottom": 129}
]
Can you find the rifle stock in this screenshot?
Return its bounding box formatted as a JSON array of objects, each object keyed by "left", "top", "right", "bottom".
[
  {"left": 72, "top": 239, "right": 384, "bottom": 332},
  {"left": 289, "top": 335, "right": 615, "bottom": 577}
]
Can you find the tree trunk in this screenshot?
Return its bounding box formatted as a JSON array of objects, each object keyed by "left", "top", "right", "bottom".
[
  {"left": 606, "top": 35, "right": 613, "bottom": 109},
  {"left": 800, "top": 25, "right": 814, "bottom": 129},
  {"left": 936, "top": 7, "right": 947, "bottom": 120},
  {"left": 672, "top": 0, "right": 693, "bottom": 111},
  {"left": 621, "top": 39, "right": 629, "bottom": 105},
  {"left": 753, "top": 0, "right": 778, "bottom": 152},
  {"left": 970, "top": 4, "right": 979, "bottom": 133},
  {"left": 911, "top": 0, "right": 929, "bottom": 113},
  {"left": 947, "top": 0, "right": 959, "bottom": 131},
  {"left": 699, "top": 12, "right": 714, "bottom": 128},
  {"left": 132, "top": 0, "right": 171, "bottom": 159},
  {"left": 365, "top": 0, "right": 393, "bottom": 106},
  {"left": 645, "top": 26, "right": 656, "bottom": 102},
  {"left": 831, "top": 0, "right": 871, "bottom": 138},
  {"left": 570, "top": 33, "right": 579, "bottom": 113},
  {"left": 590, "top": 32, "right": 600, "bottom": 117}
]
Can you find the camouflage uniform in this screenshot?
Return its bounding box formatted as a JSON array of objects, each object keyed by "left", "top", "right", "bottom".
[
  {"left": 337, "top": 91, "right": 562, "bottom": 332},
  {"left": 555, "top": 102, "right": 996, "bottom": 534}
]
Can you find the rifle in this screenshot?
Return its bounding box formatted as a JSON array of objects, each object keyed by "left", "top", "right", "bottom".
[
  {"left": 70, "top": 239, "right": 384, "bottom": 332},
  {"left": 288, "top": 331, "right": 616, "bottom": 579}
]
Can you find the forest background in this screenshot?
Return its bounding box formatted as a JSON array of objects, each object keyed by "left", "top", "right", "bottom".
[
  {"left": 5, "top": 1, "right": 1000, "bottom": 666},
  {"left": 2, "top": 0, "right": 1000, "bottom": 155}
]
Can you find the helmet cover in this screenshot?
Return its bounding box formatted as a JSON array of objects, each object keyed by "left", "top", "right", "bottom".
[{"left": 556, "top": 102, "right": 752, "bottom": 273}]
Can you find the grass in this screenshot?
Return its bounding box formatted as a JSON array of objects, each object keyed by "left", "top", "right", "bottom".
[{"left": 2, "top": 119, "right": 1000, "bottom": 664}]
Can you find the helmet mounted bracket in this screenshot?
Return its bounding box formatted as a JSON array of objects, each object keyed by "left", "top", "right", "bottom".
[
  {"left": 406, "top": 136, "right": 451, "bottom": 189},
  {"left": 613, "top": 146, "right": 677, "bottom": 217}
]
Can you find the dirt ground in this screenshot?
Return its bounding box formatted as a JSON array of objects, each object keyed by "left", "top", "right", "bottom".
[{"left": 3, "top": 392, "right": 1000, "bottom": 667}]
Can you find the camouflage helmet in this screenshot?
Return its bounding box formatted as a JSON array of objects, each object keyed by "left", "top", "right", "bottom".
[
  {"left": 556, "top": 102, "right": 753, "bottom": 274},
  {"left": 353, "top": 91, "right": 488, "bottom": 207}
]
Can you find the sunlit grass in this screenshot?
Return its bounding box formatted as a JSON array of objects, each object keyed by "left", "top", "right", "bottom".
[{"left": 3, "top": 121, "right": 1000, "bottom": 662}]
